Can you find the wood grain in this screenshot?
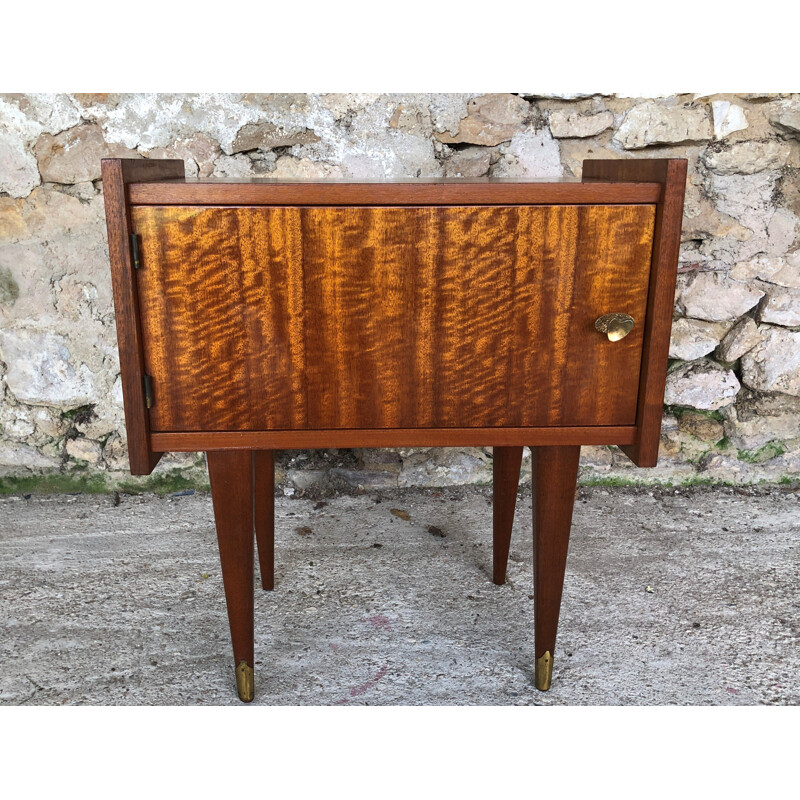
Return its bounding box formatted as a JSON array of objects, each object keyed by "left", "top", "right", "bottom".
[
  {"left": 583, "top": 159, "right": 688, "bottom": 466},
  {"left": 492, "top": 446, "right": 523, "bottom": 585},
  {"left": 150, "top": 425, "right": 637, "bottom": 451},
  {"left": 207, "top": 450, "right": 255, "bottom": 689},
  {"left": 253, "top": 451, "right": 274, "bottom": 592},
  {"left": 128, "top": 180, "right": 662, "bottom": 206},
  {"left": 132, "top": 204, "right": 656, "bottom": 432},
  {"left": 531, "top": 445, "right": 581, "bottom": 665},
  {"left": 100, "top": 158, "right": 184, "bottom": 474}
]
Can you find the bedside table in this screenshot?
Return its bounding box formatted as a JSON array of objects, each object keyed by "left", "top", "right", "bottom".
[{"left": 102, "top": 157, "right": 687, "bottom": 701}]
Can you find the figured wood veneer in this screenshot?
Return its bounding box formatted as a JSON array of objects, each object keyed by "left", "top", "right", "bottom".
[{"left": 132, "top": 203, "right": 656, "bottom": 432}]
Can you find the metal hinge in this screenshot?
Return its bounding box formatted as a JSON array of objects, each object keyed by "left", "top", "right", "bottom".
[
  {"left": 130, "top": 233, "right": 142, "bottom": 269},
  {"left": 143, "top": 374, "right": 154, "bottom": 409}
]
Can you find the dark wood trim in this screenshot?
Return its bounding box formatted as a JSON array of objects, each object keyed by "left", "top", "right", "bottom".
[
  {"left": 207, "top": 450, "right": 255, "bottom": 700},
  {"left": 583, "top": 158, "right": 688, "bottom": 466},
  {"left": 101, "top": 158, "right": 185, "bottom": 474},
  {"left": 492, "top": 446, "right": 523, "bottom": 586},
  {"left": 150, "top": 426, "right": 636, "bottom": 451},
  {"left": 532, "top": 446, "right": 581, "bottom": 677},
  {"left": 253, "top": 451, "right": 275, "bottom": 592},
  {"left": 128, "top": 180, "right": 661, "bottom": 206}
]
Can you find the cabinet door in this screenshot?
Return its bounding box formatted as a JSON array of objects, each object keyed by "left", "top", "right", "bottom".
[{"left": 131, "top": 204, "right": 655, "bottom": 431}]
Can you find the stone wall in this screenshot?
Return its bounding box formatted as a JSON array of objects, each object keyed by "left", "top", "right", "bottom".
[{"left": 1, "top": 93, "right": 799, "bottom": 490}]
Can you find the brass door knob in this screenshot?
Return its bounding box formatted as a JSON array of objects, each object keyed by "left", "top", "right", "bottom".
[{"left": 595, "top": 313, "right": 635, "bottom": 341}]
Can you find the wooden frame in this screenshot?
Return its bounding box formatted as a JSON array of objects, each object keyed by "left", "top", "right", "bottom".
[
  {"left": 101, "top": 158, "right": 184, "bottom": 474},
  {"left": 105, "top": 158, "right": 685, "bottom": 472},
  {"left": 102, "top": 157, "right": 688, "bottom": 702},
  {"left": 127, "top": 178, "right": 662, "bottom": 206},
  {"left": 583, "top": 159, "right": 688, "bottom": 465},
  {"left": 150, "top": 426, "right": 638, "bottom": 451}
]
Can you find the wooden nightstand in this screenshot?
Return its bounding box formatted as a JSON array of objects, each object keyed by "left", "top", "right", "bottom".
[{"left": 102, "top": 157, "right": 687, "bottom": 701}]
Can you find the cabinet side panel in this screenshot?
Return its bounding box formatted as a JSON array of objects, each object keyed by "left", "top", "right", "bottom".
[
  {"left": 583, "top": 158, "right": 688, "bottom": 466},
  {"left": 101, "top": 161, "right": 161, "bottom": 474}
]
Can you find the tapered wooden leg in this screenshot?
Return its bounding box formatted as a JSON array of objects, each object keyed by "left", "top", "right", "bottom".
[
  {"left": 492, "top": 446, "right": 524, "bottom": 585},
  {"left": 531, "top": 445, "right": 581, "bottom": 691},
  {"left": 207, "top": 450, "right": 255, "bottom": 702},
  {"left": 253, "top": 450, "right": 275, "bottom": 591}
]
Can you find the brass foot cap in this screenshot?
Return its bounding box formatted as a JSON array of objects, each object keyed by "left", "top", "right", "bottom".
[
  {"left": 535, "top": 651, "right": 553, "bottom": 691},
  {"left": 235, "top": 660, "right": 255, "bottom": 703}
]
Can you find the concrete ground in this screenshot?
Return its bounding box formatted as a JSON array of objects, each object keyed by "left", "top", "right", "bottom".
[{"left": 0, "top": 484, "right": 797, "bottom": 705}]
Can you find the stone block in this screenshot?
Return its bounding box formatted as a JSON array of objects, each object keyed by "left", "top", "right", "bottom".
[
  {"left": 435, "top": 94, "right": 529, "bottom": 147},
  {"left": 548, "top": 110, "right": 614, "bottom": 139},
  {"left": 678, "top": 271, "right": 764, "bottom": 322},
  {"left": 757, "top": 286, "right": 800, "bottom": 327},
  {"left": 444, "top": 147, "right": 491, "bottom": 178},
  {"left": 491, "top": 129, "right": 562, "bottom": 178},
  {"left": 723, "top": 389, "right": 800, "bottom": 451},
  {"left": 0, "top": 130, "right": 40, "bottom": 197},
  {"left": 730, "top": 254, "right": 800, "bottom": 288},
  {"left": 0, "top": 442, "right": 60, "bottom": 471},
  {"left": 677, "top": 410, "right": 724, "bottom": 442},
  {"left": 716, "top": 316, "right": 760, "bottom": 361},
  {"left": 700, "top": 140, "right": 790, "bottom": 175},
  {"left": 669, "top": 318, "right": 731, "bottom": 360},
  {"left": 66, "top": 437, "right": 102, "bottom": 465},
  {"left": 35, "top": 124, "right": 139, "bottom": 184},
  {"left": 231, "top": 121, "right": 319, "bottom": 154},
  {"left": 664, "top": 359, "right": 741, "bottom": 410},
  {"left": 0, "top": 328, "right": 98, "bottom": 408},
  {"left": 398, "top": 447, "right": 492, "bottom": 487},
  {"left": 769, "top": 101, "right": 800, "bottom": 136},
  {"left": 741, "top": 325, "right": 800, "bottom": 397},
  {"left": 614, "top": 101, "right": 711, "bottom": 149},
  {"left": 711, "top": 100, "right": 748, "bottom": 140}
]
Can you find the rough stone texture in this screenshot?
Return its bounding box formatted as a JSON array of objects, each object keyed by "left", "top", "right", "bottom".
[
  {"left": 444, "top": 147, "right": 491, "bottom": 177},
  {"left": 0, "top": 442, "right": 60, "bottom": 469},
  {"left": 704, "top": 172, "right": 781, "bottom": 258},
  {"left": 730, "top": 254, "right": 800, "bottom": 288},
  {"left": 769, "top": 100, "right": 800, "bottom": 136},
  {"left": 230, "top": 122, "right": 319, "bottom": 154},
  {"left": 717, "top": 316, "right": 760, "bottom": 362},
  {"left": 65, "top": 437, "right": 102, "bottom": 465},
  {"left": 723, "top": 390, "right": 800, "bottom": 451},
  {"left": 614, "top": 101, "right": 712, "bottom": 149},
  {"left": 0, "top": 130, "right": 40, "bottom": 198},
  {"left": 490, "top": 129, "right": 562, "bottom": 178},
  {"left": 397, "top": 448, "right": 492, "bottom": 488},
  {"left": 664, "top": 359, "right": 741, "bottom": 411},
  {"left": 548, "top": 110, "right": 613, "bottom": 139},
  {"left": 668, "top": 318, "right": 731, "bottom": 360},
  {"left": 1, "top": 487, "right": 797, "bottom": 705},
  {"left": 677, "top": 410, "right": 724, "bottom": 442},
  {"left": 0, "top": 329, "right": 98, "bottom": 407},
  {"left": 435, "top": 94, "right": 529, "bottom": 146},
  {"left": 741, "top": 325, "right": 800, "bottom": 397},
  {"left": 35, "top": 124, "right": 139, "bottom": 183},
  {"left": 700, "top": 140, "right": 791, "bottom": 175},
  {"left": 146, "top": 133, "right": 219, "bottom": 178},
  {"left": 678, "top": 271, "right": 765, "bottom": 322},
  {"left": 711, "top": 100, "right": 748, "bottom": 140},
  {"left": 0, "top": 93, "right": 799, "bottom": 486},
  {"left": 756, "top": 286, "right": 800, "bottom": 326}
]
